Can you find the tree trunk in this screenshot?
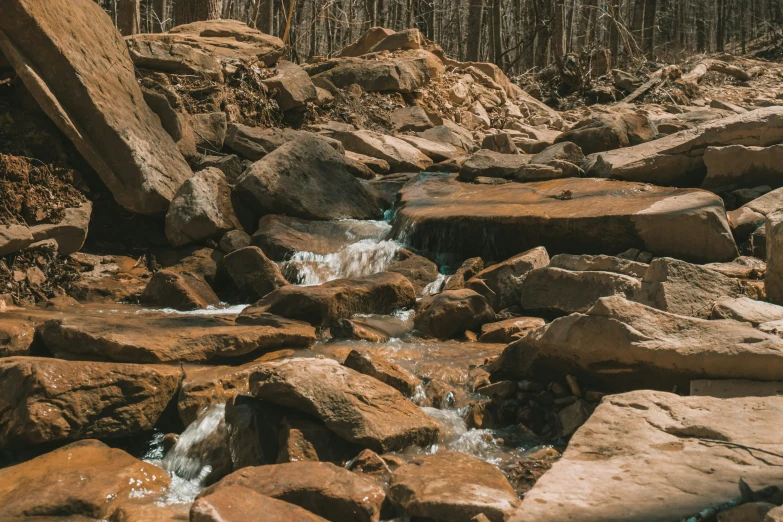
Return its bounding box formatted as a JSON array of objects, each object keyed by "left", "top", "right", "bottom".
[
  {"left": 254, "top": 0, "right": 274, "bottom": 34},
  {"left": 631, "top": 0, "right": 645, "bottom": 47},
  {"left": 175, "top": 0, "right": 222, "bottom": 25},
  {"left": 466, "top": 0, "right": 484, "bottom": 61},
  {"left": 118, "top": 0, "right": 141, "bottom": 35},
  {"left": 491, "top": 0, "right": 502, "bottom": 65},
  {"left": 152, "top": 0, "right": 168, "bottom": 31},
  {"left": 609, "top": 0, "right": 621, "bottom": 65},
  {"left": 642, "top": 0, "right": 656, "bottom": 56}
]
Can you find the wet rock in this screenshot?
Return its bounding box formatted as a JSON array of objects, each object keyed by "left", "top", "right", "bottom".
[
  {"left": 195, "top": 154, "right": 245, "bottom": 184},
  {"left": 250, "top": 358, "right": 439, "bottom": 452},
  {"left": 634, "top": 257, "right": 745, "bottom": 318},
  {"left": 711, "top": 297, "right": 783, "bottom": 325},
  {"left": 397, "top": 135, "right": 460, "bottom": 162},
  {"left": 445, "top": 257, "right": 485, "bottom": 290},
  {"left": 521, "top": 267, "right": 641, "bottom": 315},
  {"left": 391, "top": 105, "right": 437, "bottom": 132},
  {"left": 530, "top": 141, "right": 585, "bottom": 166},
  {"left": 508, "top": 391, "right": 783, "bottom": 522},
  {"left": 140, "top": 269, "right": 220, "bottom": 311},
  {"left": 192, "top": 485, "right": 330, "bottom": 522},
  {"left": 392, "top": 174, "right": 738, "bottom": 265},
  {"left": 490, "top": 296, "right": 783, "bottom": 393},
  {"left": 276, "top": 415, "right": 360, "bottom": 465},
  {"left": 243, "top": 272, "right": 416, "bottom": 327},
  {"left": 415, "top": 289, "right": 496, "bottom": 339},
  {"left": 222, "top": 246, "right": 288, "bottom": 299},
  {"left": 479, "top": 317, "right": 546, "bottom": 343},
  {"left": 386, "top": 248, "right": 440, "bottom": 294},
  {"left": 482, "top": 133, "right": 519, "bottom": 154},
  {"left": 0, "top": 357, "right": 180, "bottom": 447},
  {"left": 331, "top": 318, "right": 390, "bottom": 343},
  {"left": 549, "top": 253, "right": 648, "bottom": 277},
  {"left": 0, "top": 317, "right": 35, "bottom": 356},
  {"left": 556, "top": 112, "right": 656, "bottom": 155},
  {"left": 344, "top": 153, "right": 377, "bottom": 179},
  {"left": 343, "top": 349, "right": 421, "bottom": 397},
  {"left": 219, "top": 229, "right": 251, "bottom": 254},
  {"left": 312, "top": 50, "right": 443, "bottom": 93},
  {"left": 458, "top": 149, "right": 529, "bottom": 182},
  {"left": 335, "top": 129, "right": 433, "bottom": 173},
  {"left": 340, "top": 26, "right": 396, "bottom": 57},
  {"left": 466, "top": 247, "right": 550, "bottom": 311},
  {"left": 0, "top": 440, "right": 169, "bottom": 519},
  {"left": 703, "top": 144, "right": 783, "bottom": 191},
  {"left": 331, "top": 314, "right": 412, "bottom": 342},
  {"left": 0, "top": 0, "right": 192, "bottom": 215},
  {"left": 158, "top": 246, "right": 224, "bottom": 284},
  {"left": 165, "top": 167, "right": 240, "bottom": 247},
  {"left": 262, "top": 60, "right": 318, "bottom": 112},
  {"left": 420, "top": 124, "right": 477, "bottom": 153},
  {"left": 234, "top": 136, "right": 381, "bottom": 222},
  {"left": 39, "top": 312, "right": 315, "bottom": 364},
  {"left": 389, "top": 452, "right": 520, "bottom": 522},
  {"left": 348, "top": 449, "right": 393, "bottom": 483}
]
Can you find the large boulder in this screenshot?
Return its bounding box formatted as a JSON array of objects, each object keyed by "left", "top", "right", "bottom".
[
  {"left": 389, "top": 452, "right": 520, "bottom": 522},
  {"left": 0, "top": 0, "right": 193, "bottom": 214},
  {"left": 555, "top": 112, "right": 657, "bottom": 155},
  {"left": 224, "top": 124, "right": 342, "bottom": 161},
  {"left": 391, "top": 105, "right": 437, "bottom": 132},
  {"left": 0, "top": 357, "right": 181, "bottom": 448},
  {"left": 343, "top": 349, "right": 421, "bottom": 397},
  {"left": 489, "top": 296, "right": 783, "bottom": 393},
  {"left": 234, "top": 136, "right": 381, "bottom": 222},
  {"left": 222, "top": 246, "right": 288, "bottom": 299},
  {"left": 334, "top": 129, "right": 433, "bottom": 173},
  {"left": 0, "top": 317, "right": 35, "bottom": 357},
  {"left": 0, "top": 201, "right": 92, "bottom": 257},
  {"left": 466, "top": 246, "right": 550, "bottom": 311},
  {"left": 340, "top": 26, "right": 395, "bottom": 57},
  {"left": 262, "top": 60, "right": 318, "bottom": 112},
  {"left": 712, "top": 297, "right": 783, "bottom": 325},
  {"left": 767, "top": 211, "right": 783, "bottom": 306},
  {"left": 458, "top": 149, "right": 529, "bottom": 182},
  {"left": 140, "top": 269, "right": 221, "bottom": 311},
  {"left": 241, "top": 272, "right": 416, "bottom": 326},
  {"left": 397, "top": 135, "right": 460, "bottom": 163},
  {"left": 414, "top": 289, "right": 496, "bottom": 339},
  {"left": 420, "top": 123, "right": 477, "bottom": 152},
  {"left": 479, "top": 317, "right": 546, "bottom": 343},
  {"left": 250, "top": 358, "right": 439, "bottom": 453},
  {"left": 391, "top": 174, "right": 737, "bottom": 265},
  {"left": 508, "top": 391, "right": 783, "bottom": 522},
  {"left": 703, "top": 144, "right": 783, "bottom": 191},
  {"left": 192, "top": 485, "right": 330, "bottom": 522},
  {"left": 128, "top": 38, "right": 223, "bottom": 80}
]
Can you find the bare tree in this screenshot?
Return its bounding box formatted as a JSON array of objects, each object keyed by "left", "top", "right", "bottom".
[
  {"left": 118, "top": 0, "right": 141, "bottom": 34},
  {"left": 174, "top": 0, "right": 223, "bottom": 26}
]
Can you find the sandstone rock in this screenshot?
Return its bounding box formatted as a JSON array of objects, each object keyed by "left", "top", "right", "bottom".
[
  {"left": 389, "top": 452, "right": 520, "bottom": 522},
  {"left": 634, "top": 257, "right": 745, "bottom": 318},
  {"left": 466, "top": 247, "right": 550, "bottom": 311},
  {"left": 343, "top": 349, "right": 421, "bottom": 396},
  {"left": 165, "top": 167, "right": 240, "bottom": 247},
  {"left": 369, "top": 28, "right": 425, "bottom": 53},
  {"left": 521, "top": 267, "right": 641, "bottom": 314},
  {"left": 767, "top": 506, "right": 783, "bottom": 522},
  {"left": 420, "top": 124, "right": 477, "bottom": 152},
  {"left": 479, "top": 317, "right": 546, "bottom": 343},
  {"left": 201, "top": 462, "right": 385, "bottom": 522},
  {"left": 195, "top": 154, "right": 245, "bottom": 184},
  {"left": 0, "top": 440, "right": 169, "bottom": 520},
  {"left": 249, "top": 358, "right": 439, "bottom": 452},
  {"left": 142, "top": 87, "right": 198, "bottom": 161},
  {"left": 0, "top": 357, "right": 180, "bottom": 447},
  {"left": 703, "top": 144, "right": 783, "bottom": 191},
  {"left": 415, "top": 289, "right": 496, "bottom": 339},
  {"left": 128, "top": 38, "right": 223, "bottom": 80},
  {"left": 445, "top": 257, "right": 485, "bottom": 290},
  {"left": 613, "top": 69, "right": 642, "bottom": 91},
  {"left": 140, "top": 269, "right": 220, "bottom": 311},
  {"left": 312, "top": 50, "right": 443, "bottom": 93},
  {"left": 0, "top": 317, "right": 35, "bottom": 356},
  {"left": 767, "top": 211, "right": 783, "bottom": 305},
  {"left": 262, "top": 60, "right": 318, "bottom": 112},
  {"left": 340, "top": 26, "right": 396, "bottom": 57},
  {"left": 690, "top": 379, "right": 783, "bottom": 398},
  {"left": 386, "top": 248, "right": 440, "bottom": 294},
  {"left": 244, "top": 272, "right": 416, "bottom": 326},
  {"left": 0, "top": 202, "right": 93, "bottom": 258},
  {"left": 344, "top": 153, "right": 377, "bottom": 179},
  {"left": 711, "top": 297, "right": 783, "bottom": 325},
  {"left": 482, "top": 133, "right": 518, "bottom": 154},
  {"left": 335, "top": 129, "right": 433, "bottom": 173},
  {"left": 549, "top": 253, "right": 648, "bottom": 277},
  {"left": 458, "top": 150, "right": 529, "bottom": 182},
  {"left": 219, "top": 229, "right": 251, "bottom": 254},
  {"left": 222, "top": 246, "right": 288, "bottom": 299},
  {"left": 391, "top": 174, "right": 737, "bottom": 265},
  {"left": 391, "top": 105, "right": 436, "bottom": 132},
  {"left": 192, "top": 112, "right": 227, "bottom": 151},
  {"left": 224, "top": 124, "right": 343, "bottom": 161},
  {"left": 556, "top": 112, "right": 657, "bottom": 155},
  {"left": 191, "top": 485, "right": 330, "bottom": 522},
  {"left": 508, "top": 391, "right": 783, "bottom": 522},
  {"left": 489, "top": 296, "right": 783, "bottom": 393},
  {"left": 531, "top": 141, "right": 585, "bottom": 166},
  {"left": 0, "top": 0, "right": 192, "bottom": 214},
  {"left": 345, "top": 150, "right": 391, "bottom": 174},
  {"left": 0, "top": 224, "right": 34, "bottom": 256},
  {"left": 397, "top": 135, "right": 460, "bottom": 162}
]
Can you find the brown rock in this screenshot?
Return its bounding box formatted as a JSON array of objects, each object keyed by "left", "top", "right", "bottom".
[
  {"left": 191, "top": 485, "right": 330, "bottom": 522},
  {"left": 386, "top": 248, "right": 440, "bottom": 294},
  {"left": 466, "top": 247, "right": 550, "bottom": 311},
  {"left": 343, "top": 349, "right": 421, "bottom": 397},
  {"left": 334, "top": 129, "right": 434, "bottom": 173},
  {"left": 192, "top": 112, "right": 227, "bottom": 151},
  {"left": 482, "top": 133, "right": 519, "bottom": 154},
  {"left": 444, "top": 257, "right": 485, "bottom": 290},
  {"left": 556, "top": 111, "right": 657, "bottom": 155},
  {"left": 262, "top": 60, "right": 317, "bottom": 112},
  {"left": 340, "top": 27, "right": 396, "bottom": 57},
  {"left": 391, "top": 105, "right": 436, "bottom": 132},
  {"left": 140, "top": 270, "right": 220, "bottom": 311},
  {"left": 458, "top": 149, "right": 529, "bottom": 182},
  {"left": 222, "top": 246, "right": 288, "bottom": 299},
  {"left": 0, "top": 317, "right": 35, "bottom": 356},
  {"left": 415, "top": 289, "right": 496, "bottom": 339},
  {"left": 479, "top": 317, "right": 546, "bottom": 343}
]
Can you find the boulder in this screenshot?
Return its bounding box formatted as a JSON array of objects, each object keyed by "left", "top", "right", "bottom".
[
  {"left": 343, "top": 349, "right": 421, "bottom": 396},
  {"left": 222, "top": 246, "right": 288, "bottom": 299},
  {"left": 489, "top": 296, "right": 783, "bottom": 393},
  {"left": 583, "top": 107, "right": 783, "bottom": 186},
  {"left": 165, "top": 167, "right": 240, "bottom": 247},
  {"left": 141, "top": 87, "right": 199, "bottom": 161},
  {"left": 219, "top": 229, "right": 251, "bottom": 253},
  {"left": 458, "top": 150, "right": 529, "bottom": 182},
  {"left": 444, "top": 257, "right": 485, "bottom": 291},
  {"left": 262, "top": 60, "right": 318, "bottom": 112},
  {"left": 690, "top": 379, "right": 783, "bottom": 398},
  {"left": 556, "top": 112, "right": 657, "bottom": 155},
  {"left": 0, "top": 357, "right": 180, "bottom": 448},
  {"left": 397, "top": 135, "right": 460, "bottom": 162},
  {"left": 234, "top": 136, "right": 381, "bottom": 222},
  {"left": 140, "top": 269, "right": 220, "bottom": 311},
  {"left": 549, "top": 253, "right": 648, "bottom": 277},
  {"left": 249, "top": 358, "right": 439, "bottom": 452},
  {"left": 414, "top": 289, "right": 496, "bottom": 339},
  {"left": 634, "top": 257, "right": 745, "bottom": 318},
  {"left": 389, "top": 452, "right": 520, "bottom": 522},
  {"left": 192, "top": 485, "right": 330, "bottom": 522},
  {"left": 340, "top": 26, "right": 396, "bottom": 57},
  {"left": 200, "top": 462, "right": 385, "bottom": 522},
  {"left": 530, "top": 141, "right": 585, "bottom": 166},
  {"left": 243, "top": 272, "right": 416, "bottom": 326},
  {"left": 224, "top": 124, "right": 343, "bottom": 161},
  {"left": 391, "top": 105, "right": 436, "bottom": 132},
  {"left": 521, "top": 267, "right": 641, "bottom": 315},
  {"left": 369, "top": 28, "right": 425, "bottom": 53},
  {"left": 128, "top": 38, "right": 223, "bottom": 80},
  {"left": 334, "top": 129, "right": 433, "bottom": 173},
  {"left": 195, "top": 154, "right": 245, "bottom": 184},
  {"left": 192, "top": 112, "right": 227, "bottom": 151},
  {"left": 466, "top": 247, "right": 550, "bottom": 311},
  {"left": 344, "top": 153, "right": 377, "bottom": 179},
  {"left": 0, "top": 440, "right": 169, "bottom": 520},
  {"left": 0, "top": 201, "right": 93, "bottom": 257},
  {"left": 508, "top": 391, "right": 783, "bottom": 522},
  {"left": 0, "top": 317, "right": 35, "bottom": 356},
  {"left": 420, "top": 124, "right": 477, "bottom": 152},
  {"left": 767, "top": 211, "right": 783, "bottom": 306},
  {"left": 479, "top": 317, "right": 546, "bottom": 343},
  {"left": 345, "top": 150, "right": 391, "bottom": 174},
  {"left": 481, "top": 133, "right": 519, "bottom": 154},
  {"left": 703, "top": 144, "right": 783, "bottom": 191},
  {"left": 712, "top": 297, "right": 783, "bottom": 325},
  {"left": 390, "top": 174, "right": 738, "bottom": 265},
  {"left": 0, "top": 0, "right": 193, "bottom": 214},
  {"left": 386, "top": 248, "right": 440, "bottom": 294},
  {"left": 312, "top": 50, "right": 443, "bottom": 93}
]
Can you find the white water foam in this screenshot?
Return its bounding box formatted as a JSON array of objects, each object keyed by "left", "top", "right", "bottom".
[
  {"left": 285, "top": 239, "right": 405, "bottom": 286},
  {"left": 135, "top": 304, "right": 249, "bottom": 316}
]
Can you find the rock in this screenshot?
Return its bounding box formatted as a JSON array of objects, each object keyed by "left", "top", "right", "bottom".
[
  {"left": 712, "top": 297, "right": 783, "bottom": 325},
  {"left": 555, "top": 112, "right": 657, "bottom": 155},
  {"left": 347, "top": 449, "right": 392, "bottom": 482},
  {"left": 369, "top": 28, "right": 425, "bottom": 53},
  {"left": 261, "top": 60, "right": 317, "bottom": 112},
  {"left": 140, "top": 270, "right": 220, "bottom": 311},
  {"left": 0, "top": 440, "right": 169, "bottom": 520},
  {"left": 482, "top": 133, "right": 519, "bottom": 154},
  {"left": 444, "top": 257, "right": 485, "bottom": 291},
  {"left": 705, "top": 256, "right": 767, "bottom": 279},
  {"left": 0, "top": 357, "right": 180, "bottom": 447},
  {"left": 224, "top": 124, "right": 344, "bottom": 161},
  {"left": 343, "top": 349, "right": 421, "bottom": 397},
  {"left": 243, "top": 272, "right": 416, "bottom": 326},
  {"left": 0, "top": 224, "right": 34, "bottom": 256},
  {"left": 420, "top": 124, "right": 477, "bottom": 152},
  {"left": 165, "top": 167, "right": 240, "bottom": 247},
  {"left": 345, "top": 150, "right": 391, "bottom": 174},
  {"left": 634, "top": 257, "right": 745, "bottom": 318},
  {"left": 391, "top": 105, "right": 436, "bottom": 132},
  {"left": 479, "top": 317, "right": 546, "bottom": 343},
  {"left": 340, "top": 26, "right": 396, "bottom": 57},
  {"left": 222, "top": 246, "right": 288, "bottom": 299},
  {"left": 38, "top": 312, "right": 315, "bottom": 364},
  {"left": 191, "top": 485, "right": 330, "bottom": 522},
  {"left": 556, "top": 399, "right": 594, "bottom": 437},
  {"left": 767, "top": 506, "right": 783, "bottom": 522},
  {"left": 128, "top": 38, "right": 223, "bottom": 80},
  {"left": 549, "top": 253, "right": 648, "bottom": 277},
  {"left": 767, "top": 211, "right": 783, "bottom": 306},
  {"left": 458, "top": 150, "right": 529, "bottom": 182},
  {"left": 334, "top": 129, "right": 433, "bottom": 173},
  {"left": 703, "top": 144, "right": 783, "bottom": 191},
  {"left": 200, "top": 462, "right": 385, "bottom": 522},
  {"left": 249, "top": 358, "right": 439, "bottom": 452},
  {"left": 234, "top": 136, "right": 381, "bottom": 222},
  {"left": 386, "top": 248, "right": 440, "bottom": 294},
  {"left": 397, "top": 135, "right": 460, "bottom": 162},
  {"left": 613, "top": 69, "right": 642, "bottom": 92},
  {"left": 0, "top": 317, "right": 35, "bottom": 356},
  {"left": 0, "top": 0, "right": 193, "bottom": 215},
  {"left": 521, "top": 267, "right": 641, "bottom": 315},
  {"left": 312, "top": 50, "right": 443, "bottom": 93},
  {"left": 414, "top": 289, "right": 496, "bottom": 339},
  {"left": 466, "top": 247, "right": 550, "bottom": 311},
  {"left": 583, "top": 107, "right": 783, "bottom": 187},
  {"left": 344, "top": 153, "right": 377, "bottom": 179},
  {"left": 192, "top": 112, "right": 227, "bottom": 152},
  {"left": 489, "top": 296, "right": 783, "bottom": 393},
  {"left": 531, "top": 141, "right": 585, "bottom": 166},
  {"left": 388, "top": 452, "right": 520, "bottom": 522},
  {"left": 219, "top": 229, "right": 251, "bottom": 254},
  {"left": 718, "top": 503, "right": 776, "bottom": 522},
  {"left": 0, "top": 201, "right": 93, "bottom": 258},
  {"left": 158, "top": 246, "right": 224, "bottom": 284},
  {"left": 142, "top": 87, "right": 199, "bottom": 161},
  {"left": 391, "top": 174, "right": 737, "bottom": 266},
  {"left": 690, "top": 379, "right": 783, "bottom": 398},
  {"left": 508, "top": 391, "right": 783, "bottom": 522},
  {"left": 195, "top": 154, "right": 245, "bottom": 184}
]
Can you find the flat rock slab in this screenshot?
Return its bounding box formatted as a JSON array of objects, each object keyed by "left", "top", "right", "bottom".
[
  {"left": 390, "top": 174, "right": 737, "bottom": 265},
  {"left": 0, "top": 0, "right": 192, "bottom": 214},
  {"left": 193, "top": 485, "right": 329, "bottom": 522},
  {"left": 509, "top": 391, "right": 783, "bottom": 522},
  {"left": 490, "top": 296, "right": 783, "bottom": 393},
  {"left": 249, "top": 358, "right": 439, "bottom": 452},
  {"left": 38, "top": 313, "right": 316, "bottom": 364},
  {"left": 0, "top": 356, "right": 181, "bottom": 448}
]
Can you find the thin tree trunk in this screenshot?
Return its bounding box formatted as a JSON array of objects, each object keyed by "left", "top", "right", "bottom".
[
  {"left": 118, "top": 0, "right": 141, "bottom": 35},
  {"left": 642, "top": 0, "right": 657, "bottom": 56},
  {"left": 631, "top": 0, "right": 645, "bottom": 47},
  {"left": 466, "top": 0, "right": 484, "bottom": 61},
  {"left": 491, "top": 0, "right": 502, "bottom": 65}
]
